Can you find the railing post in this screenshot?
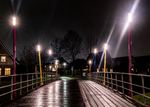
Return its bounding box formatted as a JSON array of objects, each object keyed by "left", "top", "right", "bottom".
[
  {"left": 111, "top": 73, "right": 113, "bottom": 89},
  {"left": 27, "top": 74, "right": 28, "bottom": 92},
  {"left": 20, "top": 74, "right": 22, "bottom": 95},
  {"left": 95, "top": 73, "right": 97, "bottom": 83},
  {"left": 46, "top": 72, "right": 47, "bottom": 83},
  {"left": 121, "top": 73, "right": 124, "bottom": 94},
  {"left": 43, "top": 72, "right": 44, "bottom": 84},
  {"left": 44, "top": 72, "right": 46, "bottom": 84},
  {"left": 98, "top": 73, "right": 100, "bottom": 84},
  {"left": 101, "top": 73, "right": 102, "bottom": 84},
  {"left": 32, "top": 74, "right": 33, "bottom": 89},
  {"left": 11, "top": 76, "right": 13, "bottom": 100},
  {"left": 36, "top": 73, "right": 38, "bottom": 88},
  {"left": 130, "top": 74, "right": 133, "bottom": 99},
  {"left": 43, "top": 72, "right": 46, "bottom": 84},
  {"left": 91, "top": 73, "right": 92, "bottom": 81},
  {"left": 107, "top": 72, "right": 109, "bottom": 87},
  {"left": 115, "top": 73, "right": 118, "bottom": 91},
  {"left": 141, "top": 76, "right": 146, "bottom": 104}
]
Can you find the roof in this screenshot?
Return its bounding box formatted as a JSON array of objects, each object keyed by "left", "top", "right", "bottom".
[
  {"left": 57, "top": 57, "right": 69, "bottom": 65},
  {"left": 44, "top": 57, "right": 69, "bottom": 65},
  {"left": 0, "top": 41, "right": 19, "bottom": 65},
  {"left": 86, "top": 51, "right": 114, "bottom": 65},
  {"left": 112, "top": 56, "right": 138, "bottom": 66}
]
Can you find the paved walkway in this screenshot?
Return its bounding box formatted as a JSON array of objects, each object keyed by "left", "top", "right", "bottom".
[
  {"left": 5, "top": 77, "right": 85, "bottom": 107},
  {"left": 78, "top": 80, "right": 137, "bottom": 107}
]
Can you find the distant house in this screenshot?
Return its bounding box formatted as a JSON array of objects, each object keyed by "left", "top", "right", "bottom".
[
  {"left": 134, "top": 55, "right": 150, "bottom": 74},
  {"left": 112, "top": 55, "right": 150, "bottom": 74},
  {"left": 0, "top": 42, "right": 19, "bottom": 76},
  {"left": 43, "top": 57, "right": 70, "bottom": 75},
  {"left": 86, "top": 51, "right": 114, "bottom": 72},
  {"left": 112, "top": 56, "right": 137, "bottom": 73},
  {"left": 70, "top": 59, "right": 86, "bottom": 75}
]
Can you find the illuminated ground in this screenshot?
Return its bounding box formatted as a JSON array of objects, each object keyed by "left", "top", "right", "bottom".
[{"left": 5, "top": 77, "right": 85, "bottom": 107}]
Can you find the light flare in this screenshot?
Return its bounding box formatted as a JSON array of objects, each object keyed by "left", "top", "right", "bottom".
[
  {"left": 13, "top": 17, "right": 16, "bottom": 26},
  {"left": 37, "top": 45, "right": 41, "bottom": 51},
  {"left": 114, "top": 0, "right": 140, "bottom": 57},
  {"left": 98, "top": 22, "right": 116, "bottom": 70},
  {"left": 104, "top": 44, "right": 107, "bottom": 50},
  {"left": 94, "top": 48, "right": 97, "bottom": 54}
]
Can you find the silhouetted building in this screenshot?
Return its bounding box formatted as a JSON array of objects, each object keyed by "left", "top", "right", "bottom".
[
  {"left": 0, "top": 41, "right": 19, "bottom": 75},
  {"left": 134, "top": 55, "right": 150, "bottom": 74},
  {"left": 86, "top": 51, "right": 114, "bottom": 72},
  {"left": 112, "top": 56, "right": 137, "bottom": 73},
  {"left": 70, "top": 59, "right": 86, "bottom": 75},
  {"left": 43, "top": 57, "right": 70, "bottom": 75}
]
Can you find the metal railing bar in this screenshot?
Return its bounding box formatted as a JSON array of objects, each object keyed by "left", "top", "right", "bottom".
[{"left": 93, "top": 72, "right": 150, "bottom": 77}]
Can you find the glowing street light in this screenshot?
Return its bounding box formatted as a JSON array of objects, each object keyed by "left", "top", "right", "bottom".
[
  {"left": 94, "top": 48, "right": 97, "bottom": 54},
  {"left": 37, "top": 45, "right": 43, "bottom": 86},
  {"left": 49, "top": 49, "right": 53, "bottom": 82},
  {"left": 94, "top": 48, "right": 97, "bottom": 81},
  {"left": 13, "top": 17, "right": 16, "bottom": 26},
  {"left": 128, "top": 13, "right": 132, "bottom": 96},
  {"left": 12, "top": 17, "right": 17, "bottom": 97},
  {"left": 63, "top": 62, "right": 66, "bottom": 66},
  {"left": 103, "top": 43, "right": 107, "bottom": 85},
  {"left": 55, "top": 60, "right": 58, "bottom": 80},
  {"left": 128, "top": 13, "right": 132, "bottom": 22},
  {"left": 89, "top": 60, "right": 92, "bottom": 80}
]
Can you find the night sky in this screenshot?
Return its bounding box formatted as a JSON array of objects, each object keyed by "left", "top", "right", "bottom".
[{"left": 0, "top": 0, "right": 150, "bottom": 59}]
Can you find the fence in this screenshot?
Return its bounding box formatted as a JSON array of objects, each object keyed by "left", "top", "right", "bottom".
[
  {"left": 88, "top": 72, "right": 150, "bottom": 106},
  {"left": 0, "top": 72, "right": 59, "bottom": 105}
]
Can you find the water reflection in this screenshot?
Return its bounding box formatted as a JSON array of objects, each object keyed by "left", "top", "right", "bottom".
[{"left": 5, "top": 77, "right": 85, "bottom": 107}]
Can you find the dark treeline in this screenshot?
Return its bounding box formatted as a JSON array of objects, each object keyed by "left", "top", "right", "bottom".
[{"left": 17, "top": 29, "right": 105, "bottom": 75}]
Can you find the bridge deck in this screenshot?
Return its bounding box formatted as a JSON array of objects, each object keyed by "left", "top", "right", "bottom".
[
  {"left": 4, "top": 77, "right": 85, "bottom": 107},
  {"left": 78, "top": 80, "right": 137, "bottom": 107}
]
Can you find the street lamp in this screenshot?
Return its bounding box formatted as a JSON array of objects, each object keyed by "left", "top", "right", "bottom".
[
  {"left": 94, "top": 48, "right": 97, "bottom": 81},
  {"left": 13, "top": 17, "right": 17, "bottom": 97},
  {"left": 89, "top": 60, "right": 92, "bottom": 80},
  {"left": 103, "top": 43, "right": 107, "bottom": 85},
  {"left": 128, "top": 13, "right": 132, "bottom": 96},
  {"left": 55, "top": 61, "right": 58, "bottom": 80},
  {"left": 37, "top": 45, "right": 43, "bottom": 86},
  {"left": 63, "top": 63, "right": 66, "bottom": 75},
  {"left": 49, "top": 49, "right": 52, "bottom": 82}
]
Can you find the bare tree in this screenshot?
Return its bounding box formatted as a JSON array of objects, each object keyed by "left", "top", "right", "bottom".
[
  {"left": 40, "top": 49, "right": 49, "bottom": 65},
  {"left": 19, "top": 42, "right": 49, "bottom": 73},
  {"left": 52, "top": 37, "right": 63, "bottom": 59},
  {"left": 61, "top": 30, "right": 83, "bottom": 75},
  {"left": 84, "top": 34, "right": 98, "bottom": 56},
  {"left": 19, "top": 45, "right": 33, "bottom": 72}
]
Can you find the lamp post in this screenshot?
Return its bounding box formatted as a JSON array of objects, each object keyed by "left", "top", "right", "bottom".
[
  {"left": 37, "top": 45, "right": 43, "bottom": 86},
  {"left": 89, "top": 60, "right": 92, "bottom": 80},
  {"left": 94, "top": 48, "right": 97, "bottom": 81},
  {"left": 128, "top": 13, "right": 132, "bottom": 96},
  {"left": 49, "top": 50, "right": 52, "bottom": 82},
  {"left": 13, "top": 17, "right": 17, "bottom": 97},
  {"left": 55, "top": 61, "right": 58, "bottom": 80},
  {"left": 103, "top": 43, "right": 107, "bottom": 85}
]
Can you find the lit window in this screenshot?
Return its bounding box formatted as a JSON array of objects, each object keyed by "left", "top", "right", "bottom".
[
  {"left": 5, "top": 68, "right": 11, "bottom": 75},
  {"left": 1, "top": 56, "right": 6, "bottom": 62},
  {"left": 0, "top": 68, "right": 1, "bottom": 75}
]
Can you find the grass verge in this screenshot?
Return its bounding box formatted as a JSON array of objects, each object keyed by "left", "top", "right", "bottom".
[{"left": 133, "top": 92, "right": 150, "bottom": 106}]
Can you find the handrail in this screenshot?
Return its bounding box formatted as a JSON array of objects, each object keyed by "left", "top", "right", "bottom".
[
  {"left": 0, "top": 72, "right": 60, "bottom": 105},
  {"left": 88, "top": 72, "right": 150, "bottom": 106}
]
